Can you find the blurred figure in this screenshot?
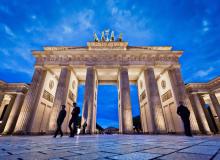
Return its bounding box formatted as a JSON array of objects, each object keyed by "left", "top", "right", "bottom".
[
  {"left": 69, "top": 102, "right": 80, "bottom": 137},
  {"left": 177, "top": 101, "right": 192, "bottom": 137},
  {"left": 54, "top": 105, "right": 66, "bottom": 138}
]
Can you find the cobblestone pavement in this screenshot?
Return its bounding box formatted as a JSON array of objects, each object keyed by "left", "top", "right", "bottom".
[{"left": 0, "top": 135, "right": 220, "bottom": 160}]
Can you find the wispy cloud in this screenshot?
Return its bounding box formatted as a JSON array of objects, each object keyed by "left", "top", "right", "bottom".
[
  {"left": 77, "top": 9, "right": 94, "bottom": 31},
  {"left": 4, "top": 25, "right": 15, "bottom": 37},
  {"left": 202, "top": 19, "right": 209, "bottom": 32},
  {"left": 2, "top": 60, "right": 33, "bottom": 76},
  {"left": 31, "top": 15, "right": 37, "bottom": 20},
  {"left": 106, "top": 0, "right": 152, "bottom": 44},
  {"left": 63, "top": 25, "right": 72, "bottom": 33},
  {"left": 195, "top": 67, "right": 214, "bottom": 78},
  {"left": 0, "top": 48, "right": 10, "bottom": 56}
]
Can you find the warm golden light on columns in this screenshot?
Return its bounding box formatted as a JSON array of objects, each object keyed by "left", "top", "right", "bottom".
[
  {"left": 199, "top": 95, "right": 217, "bottom": 133},
  {"left": 118, "top": 67, "right": 133, "bottom": 134},
  {"left": 209, "top": 93, "right": 220, "bottom": 122},
  {"left": 3, "top": 93, "right": 25, "bottom": 134},
  {"left": 48, "top": 66, "right": 71, "bottom": 132},
  {"left": 189, "top": 93, "right": 211, "bottom": 134},
  {"left": 168, "top": 67, "right": 200, "bottom": 133},
  {"left": 81, "top": 66, "right": 97, "bottom": 134},
  {"left": 14, "top": 67, "right": 47, "bottom": 134},
  {"left": 144, "top": 67, "right": 166, "bottom": 133},
  {"left": 0, "top": 95, "right": 16, "bottom": 133}
]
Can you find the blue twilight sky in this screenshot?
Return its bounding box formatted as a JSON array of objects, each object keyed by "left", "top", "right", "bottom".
[{"left": 0, "top": 0, "right": 220, "bottom": 128}]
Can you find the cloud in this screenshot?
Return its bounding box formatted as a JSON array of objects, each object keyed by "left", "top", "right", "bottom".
[
  {"left": 31, "top": 15, "right": 37, "bottom": 20},
  {"left": 203, "top": 27, "right": 209, "bottom": 32},
  {"left": 194, "top": 67, "right": 214, "bottom": 78},
  {"left": 29, "top": 9, "right": 96, "bottom": 44},
  {"left": 2, "top": 60, "right": 33, "bottom": 76},
  {"left": 77, "top": 9, "right": 94, "bottom": 30},
  {"left": 63, "top": 25, "right": 73, "bottom": 33},
  {"left": 0, "top": 48, "right": 10, "bottom": 56},
  {"left": 4, "top": 25, "right": 15, "bottom": 37},
  {"left": 202, "top": 19, "right": 209, "bottom": 33},
  {"left": 14, "top": 46, "right": 34, "bottom": 63},
  {"left": 106, "top": 0, "right": 152, "bottom": 43}
]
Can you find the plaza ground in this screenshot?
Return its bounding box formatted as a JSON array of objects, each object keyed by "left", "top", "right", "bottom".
[{"left": 0, "top": 135, "right": 220, "bottom": 160}]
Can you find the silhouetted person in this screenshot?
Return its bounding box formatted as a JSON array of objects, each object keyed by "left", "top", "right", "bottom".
[
  {"left": 54, "top": 105, "right": 66, "bottom": 138},
  {"left": 177, "top": 101, "right": 192, "bottom": 137},
  {"left": 69, "top": 102, "right": 80, "bottom": 137}
]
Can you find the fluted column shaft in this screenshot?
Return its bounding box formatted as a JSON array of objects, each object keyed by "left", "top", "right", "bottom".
[
  {"left": 118, "top": 67, "right": 133, "bottom": 133},
  {"left": 144, "top": 67, "right": 166, "bottom": 133},
  {"left": 189, "top": 94, "right": 211, "bottom": 134},
  {"left": 199, "top": 95, "right": 217, "bottom": 133},
  {"left": 81, "top": 67, "right": 97, "bottom": 134},
  {"left": 14, "top": 67, "right": 46, "bottom": 134},
  {"left": 168, "top": 67, "right": 199, "bottom": 133},
  {"left": 0, "top": 95, "right": 16, "bottom": 133},
  {"left": 209, "top": 93, "right": 220, "bottom": 122},
  {"left": 3, "top": 94, "right": 25, "bottom": 134},
  {"left": 48, "top": 67, "right": 71, "bottom": 132}
]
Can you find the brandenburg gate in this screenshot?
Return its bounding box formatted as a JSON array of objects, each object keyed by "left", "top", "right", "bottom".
[
  {"left": 5, "top": 31, "right": 220, "bottom": 135},
  {"left": 8, "top": 34, "right": 201, "bottom": 135}
]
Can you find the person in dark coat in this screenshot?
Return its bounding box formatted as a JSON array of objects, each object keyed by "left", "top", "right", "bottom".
[
  {"left": 177, "top": 101, "right": 192, "bottom": 136},
  {"left": 54, "top": 105, "right": 66, "bottom": 138},
  {"left": 69, "top": 102, "right": 80, "bottom": 137}
]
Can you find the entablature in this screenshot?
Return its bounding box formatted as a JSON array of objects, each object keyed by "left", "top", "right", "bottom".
[
  {"left": 186, "top": 76, "right": 220, "bottom": 94},
  {"left": 35, "top": 53, "right": 180, "bottom": 67},
  {"left": 0, "top": 81, "right": 29, "bottom": 95}
]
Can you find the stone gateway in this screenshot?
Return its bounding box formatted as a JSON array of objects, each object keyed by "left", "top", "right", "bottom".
[{"left": 0, "top": 40, "right": 220, "bottom": 135}]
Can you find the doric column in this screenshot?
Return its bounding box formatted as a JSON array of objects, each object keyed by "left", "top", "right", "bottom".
[
  {"left": 209, "top": 93, "right": 220, "bottom": 122},
  {"left": 0, "top": 95, "right": 16, "bottom": 133},
  {"left": 198, "top": 95, "right": 217, "bottom": 133},
  {"left": 144, "top": 67, "right": 166, "bottom": 133},
  {"left": 3, "top": 93, "right": 25, "bottom": 134},
  {"left": 48, "top": 66, "right": 71, "bottom": 132},
  {"left": 189, "top": 93, "right": 211, "bottom": 134},
  {"left": 14, "top": 67, "right": 47, "bottom": 134},
  {"left": 81, "top": 67, "right": 97, "bottom": 134},
  {"left": 168, "top": 67, "right": 199, "bottom": 133},
  {"left": 0, "top": 92, "right": 5, "bottom": 117},
  {"left": 118, "top": 67, "right": 133, "bottom": 133}
]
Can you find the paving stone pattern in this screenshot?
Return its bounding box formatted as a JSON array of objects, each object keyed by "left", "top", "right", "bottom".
[{"left": 0, "top": 135, "right": 220, "bottom": 160}]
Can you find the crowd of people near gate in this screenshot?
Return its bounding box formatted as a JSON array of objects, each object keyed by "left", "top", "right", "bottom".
[{"left": 53, "top": 101, "right": 193, "bottom": 138}]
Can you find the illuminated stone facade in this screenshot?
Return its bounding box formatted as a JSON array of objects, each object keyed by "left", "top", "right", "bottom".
[
  {"left": 186, "top": 77, "right": 220, "bottom": 134},
  {"left": 0, "top": 41, "right": 219, "bottom": 135},
  {"left": 0, "top": 81, "right": 28, "bottom": 134}
]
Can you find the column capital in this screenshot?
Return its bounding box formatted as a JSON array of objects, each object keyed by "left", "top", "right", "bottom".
[
  {"left": 15, "top": 92, "right": 25, "bottom": 95},
  {"left": 60, "top": 65, "right": 71, "bottom": 70},
  {"left": 119, "top": 66, "right": 129, "bottom": 71},
  {"left": 143, "top": 66, "right": 154, "bottom": 70},
  {"left": 86, "top": 64, "right": 96, "bottom": 68},
  {"left": 34, "top": 65, "right": 45, "bottom": 69},
  {"left": 208, "top": 91, "right": 216, "bottom": 95},
  {"left": 119, "top": 65, "right": 129, "bottom": 69}
]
